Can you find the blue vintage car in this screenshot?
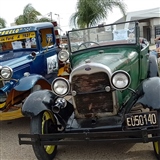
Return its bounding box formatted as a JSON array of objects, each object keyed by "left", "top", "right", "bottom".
[{"left": 0, "top": 22, "right": 60, "bottom": 120}]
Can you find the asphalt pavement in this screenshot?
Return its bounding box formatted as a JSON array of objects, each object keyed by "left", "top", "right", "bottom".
[{"left": 0, "top": 117, "right": 157, "bottom": 160}]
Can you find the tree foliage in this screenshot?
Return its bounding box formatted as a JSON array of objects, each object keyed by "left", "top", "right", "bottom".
[
  {"left": 70, "top": 0, "right": 127, "bottom": 28},
  {"left": 15, "top": 3, "right": 50, "bottom": 25},
  {"left": 0, "top": 17, "right": 6, "bottom": 28}
]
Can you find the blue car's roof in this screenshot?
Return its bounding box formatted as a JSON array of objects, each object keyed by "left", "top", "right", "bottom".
[{"left": 0, "top": 22, "right": 53, "bottom": 35}]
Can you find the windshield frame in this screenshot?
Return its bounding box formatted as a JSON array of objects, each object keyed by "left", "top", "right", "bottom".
[{"left": 67, "top": 21, "right": 139, "bottom": 54}]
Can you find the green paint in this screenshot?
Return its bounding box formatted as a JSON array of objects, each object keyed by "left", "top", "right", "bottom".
[{"left": 70, "top": 45, "right": 142, "bottom": 107}]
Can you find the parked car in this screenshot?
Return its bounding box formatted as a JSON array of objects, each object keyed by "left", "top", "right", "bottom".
[
  {"left": 18, "top": 21, "right": 160, "bottom": 160},
  {"left": 0, "top": 22, "right": 60, "bottom": 120}
]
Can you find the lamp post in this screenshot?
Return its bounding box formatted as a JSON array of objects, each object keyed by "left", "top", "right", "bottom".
[
  {"left": 54, "top": 13, "right": 61, "bottom": 40},
  {"left": 47, "top": 12, "right": 52, "bottom": 22},
  {"left": 50, "top": 12, "right": 52, "bottom": 22},
  {"left": 54, "top": 13, "right": 60, "bottom": 28}
]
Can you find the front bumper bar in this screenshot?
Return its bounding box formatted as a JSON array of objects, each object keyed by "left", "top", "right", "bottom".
[{"left": 18, "top": 128, "right": 160, "bottom": 145}]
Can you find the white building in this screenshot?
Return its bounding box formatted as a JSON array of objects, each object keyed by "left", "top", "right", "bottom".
[{"left": 115, "top": 7, "right": 160, "bottom": 44}]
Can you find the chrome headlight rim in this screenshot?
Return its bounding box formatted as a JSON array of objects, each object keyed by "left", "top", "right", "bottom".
[
  {"left": 111, "top": 70, "right": 131, "bottom": 90},
  {"left": 0, "top": 66, "right": 13, "bottom": 80},
  {"left": 51, "top": 77, "right": 70, "bottom": 96},
  {"left": 58, "top": 50, "right": 69, "bottom": 62}
]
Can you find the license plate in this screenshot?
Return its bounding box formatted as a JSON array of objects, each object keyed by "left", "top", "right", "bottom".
[{"left": 125, "top": 111, "right": 158, "bottom": 129}]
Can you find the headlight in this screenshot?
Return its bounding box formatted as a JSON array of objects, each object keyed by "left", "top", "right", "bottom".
[
  {"left": 58, "top": 50, "right": 69, "bottom": 62},
  {"left": 1, "top": 66, "right": 13, "bottom": 80},
  {"left": 111, "top": 71, "right": 131, "bottom": 90},
  {"left": 51, "top": 77, "right": 70, "bottom": 96}
]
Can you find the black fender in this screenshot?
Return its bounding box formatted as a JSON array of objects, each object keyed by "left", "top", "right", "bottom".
[
  {"left": 22, "top": 90, "right": 74, "bottom": 126},
  {"left": 136, "top": 77, "right": 160, "bottom": 110},
  {"left": 148, "top": 54, "right": 159, "bottom": 77},
  {"left": 14, "top": 74, "right": 51, "bottom": 91},
  {"left": 22, "top": 90, "right": 56, "bottom": 117}
]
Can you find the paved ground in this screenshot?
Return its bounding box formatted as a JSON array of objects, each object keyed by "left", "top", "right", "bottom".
[
  {"left": 0, "top": 44, "right": 159, "bottom": 160},
  {"left": 0, "top": 118, "right": 157, "bottom": 160}
]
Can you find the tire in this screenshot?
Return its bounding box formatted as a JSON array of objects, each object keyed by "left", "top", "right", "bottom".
[
  {"left": 153, "top": 110, "right": 160, "bottom": 160},
  {"left": 30, "top": 111, "right": 57, "bottom": 160},
  {"left": 148, "top": 55, "right": 159, "bottom": 77}
]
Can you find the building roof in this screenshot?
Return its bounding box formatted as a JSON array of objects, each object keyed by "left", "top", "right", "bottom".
[{"left": 115, "top": 7, "right": 160, "bottom": 23}]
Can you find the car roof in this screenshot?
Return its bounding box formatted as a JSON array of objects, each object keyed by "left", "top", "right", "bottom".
[{"left": 0, "top": 22, "right": 53, "bottom": 32}]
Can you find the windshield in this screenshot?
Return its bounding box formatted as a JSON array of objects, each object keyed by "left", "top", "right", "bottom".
[
  {"left": 68, "top": 21, "right": 137, "bottom": 53},
  {"left": 0, "top": 32, "right": 37, "bottom": 53}
]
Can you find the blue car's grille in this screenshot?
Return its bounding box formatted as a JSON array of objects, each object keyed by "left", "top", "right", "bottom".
[
  {"left": 0, "top": 79, "right": 4, "bottom": 88},
  {"left": 72, "top": 72, "right": 113, "bottom": 115}
]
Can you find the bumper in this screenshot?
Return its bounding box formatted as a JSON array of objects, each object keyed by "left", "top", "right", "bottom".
[{"left": 18, "top": 127, "right": 160, "bottom": 145}]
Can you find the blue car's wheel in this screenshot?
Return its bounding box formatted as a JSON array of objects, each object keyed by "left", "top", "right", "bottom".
[{"left": 30, "top": 111, "right": 57, "bottom": 160}]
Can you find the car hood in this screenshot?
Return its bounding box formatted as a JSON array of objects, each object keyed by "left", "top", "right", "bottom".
[
  {"left": 71, "top": 48, "right": 138, "bottom": 72},
  {"left": 0, "top": 51, "right": 33, "bottom": 68}
]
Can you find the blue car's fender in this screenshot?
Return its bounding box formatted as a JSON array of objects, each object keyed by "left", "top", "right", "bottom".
[
  {"left": 136, "top": 77, "right": 160, "bottom": 110},
  {"left": 14, "top": 74, "right": 51, "bottom": 91}
]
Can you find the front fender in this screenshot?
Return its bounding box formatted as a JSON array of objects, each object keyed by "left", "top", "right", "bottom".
[
  {"left": 14, "top": 74, "right": 51, "bottom": 91},
  {"left": 148, "top": 54, "right": 159, "bottom": 77},
  {"left": 22, "top": 90, "right": 56, "bottom": 117},
  {"left": 136, "top": 77, "right": 160, "bottom": 110}
]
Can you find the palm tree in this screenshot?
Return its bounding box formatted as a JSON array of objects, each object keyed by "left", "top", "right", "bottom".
[
  {"left": 0, "top": 17, "right": 6, "bottom": 28},
  {"left": 70, "top": 0, "right": 127, "bottom": 28},
  {"left": 15, "top": 3, "right": 50, "bottom": 25},
  {"left": 37, "top": 17, "right": 51, "bottom": 23}
]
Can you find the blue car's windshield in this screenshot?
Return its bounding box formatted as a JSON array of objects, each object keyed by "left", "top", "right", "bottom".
[{"left": 0, "top": 32, "right": 37, "bottom": 53}]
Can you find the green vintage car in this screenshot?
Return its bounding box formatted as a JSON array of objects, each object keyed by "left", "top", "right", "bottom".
[{"left": 18, "top": 21, "right": 160, "bottom": 160}]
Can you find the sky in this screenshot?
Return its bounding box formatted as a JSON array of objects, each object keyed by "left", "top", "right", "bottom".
[{"left": 0, "top": 0, "right": 160, "bottom": 34}]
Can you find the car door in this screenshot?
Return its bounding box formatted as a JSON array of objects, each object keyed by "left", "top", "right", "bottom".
[{"left": 39, "top": 27, "right": 58, "bottom": 83}]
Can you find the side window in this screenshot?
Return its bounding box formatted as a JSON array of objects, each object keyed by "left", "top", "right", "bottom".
[
  {"left": 155, "top": 26, "right": 160, "bottom": 37},
  {"left": 39, "top": 28, "right": 55, "bottom": 48}
]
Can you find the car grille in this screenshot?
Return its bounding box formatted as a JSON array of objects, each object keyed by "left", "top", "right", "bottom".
[{"left": 72, "top": 72, "right": 113, "bottom": 115}]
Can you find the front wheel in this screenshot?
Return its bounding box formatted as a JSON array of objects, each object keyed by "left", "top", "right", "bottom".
[
  {"left": 30, "top": 111, "right": 57, "bottom": 160},
  {"left": 153, "top": 110, "right": 160, "bottom": 160}
]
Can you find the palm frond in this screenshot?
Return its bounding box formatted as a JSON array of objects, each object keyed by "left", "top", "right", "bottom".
[
  {"left": 69, "top": 0, "right": 127, "bottom": 29},
  {"left": 0, "top": 17, "right": 6, "bottom": 28}
]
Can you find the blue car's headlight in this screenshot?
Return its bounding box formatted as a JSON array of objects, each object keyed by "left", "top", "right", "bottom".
[
  {"left": 111, "top": 71, "right": 131, "bottom": 90},
  {"left": 1, "top": 66, "right": 13, "bottom": 80}
]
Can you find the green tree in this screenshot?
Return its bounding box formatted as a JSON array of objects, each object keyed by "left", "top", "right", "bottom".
[
  {"left": 37, "top": 17, "right": 51, "bottom": 23},
  {"left": 0, "top": 17, "right": 6, "bottom": 29},
  {"left": 15, "top": 3, "right": 50, "bottom": 25},
  {"left": 70, "top": 0, "right": 127, "bottom": 28}
]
